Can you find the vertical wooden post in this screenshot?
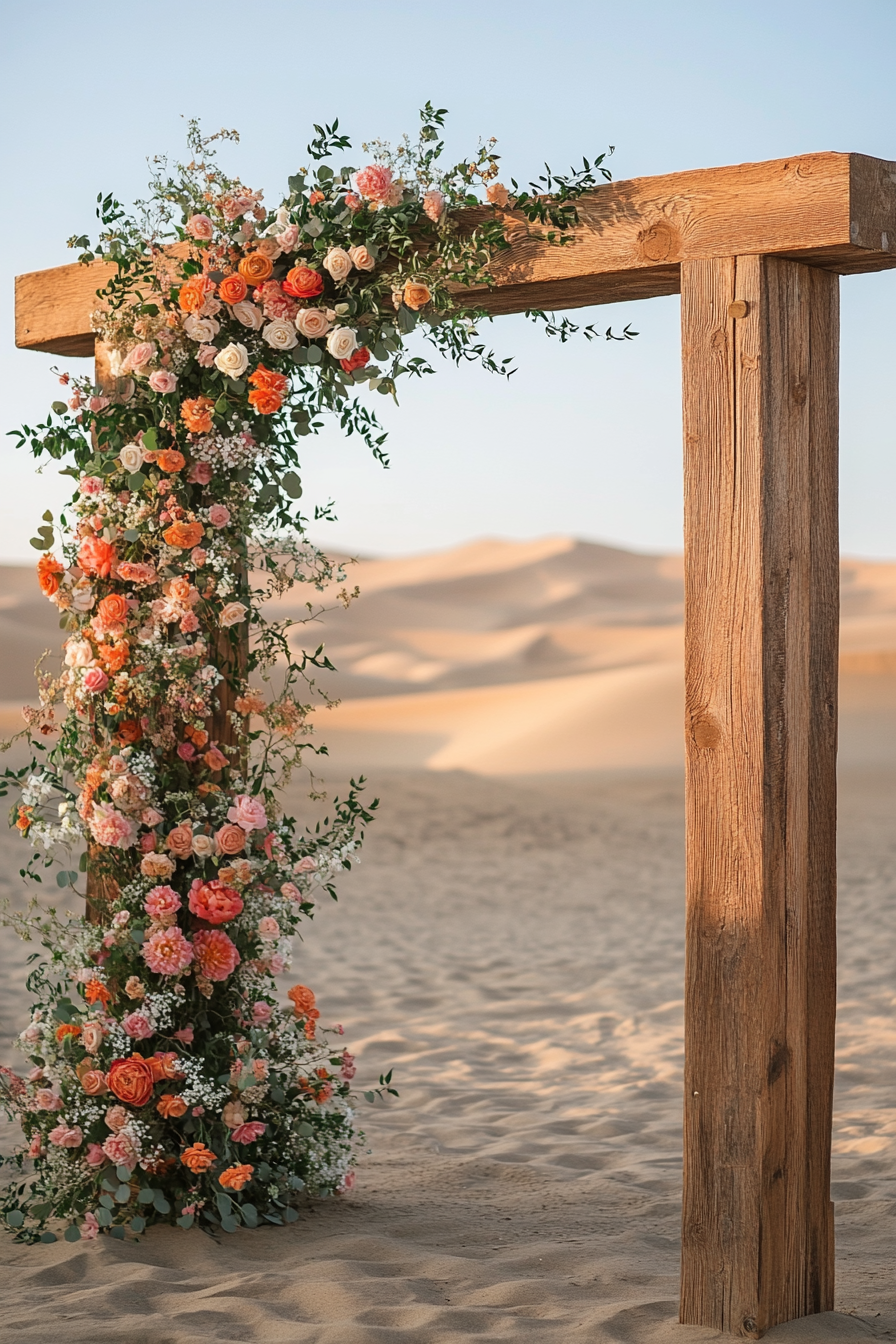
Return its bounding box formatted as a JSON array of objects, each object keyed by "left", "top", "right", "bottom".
[{"left": 680, "top": 255, "right": 839, "bottom": 1337}]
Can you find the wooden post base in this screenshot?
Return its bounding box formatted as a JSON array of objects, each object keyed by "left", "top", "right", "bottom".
[{"left": 680, "top": 255, "right": 839, "bottom": 1337}]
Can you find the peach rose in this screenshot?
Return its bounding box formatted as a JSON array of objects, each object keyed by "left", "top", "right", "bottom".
[
  {"left": 186, "top": 214, "right": 214, "bottom": 240},
  {"left": 219, "top": 601, "right": 248, "bottom": 627},
  {"left": 354, "top": 164, "right": 393, "bottom": 203},
  {"left": 222, "top": 1099, "right": 247, "bottom": 1129},
  {"left": 231, "top": 301, "right": 264, "bottom": 329},
  {"left": 81, "top": 1021, "right": 104, "bottom": 1053},
  {"left": 486, "top": 182, "right": 511, "bottom": 207},
  {"left": 79, "top": 1067, "right": 108, "bottom": 1097},
  {"left": 326, "top": 327, "right": 358, "bottom": 361},
  {"left": 157, "top": 1093, "right": 187, "bottom": 1118},
  {"left": 322, "top": 248, "right": 352, "bottom": 282},
  {"left": 166, "top": 823, "right": 194, "bottom": 859},
  {"left": 215, "top": 823, "right": 246, "bottom": 855},
  {"left": 141, "top": 851, "right": 176, "bottom": 879},
  {"left": 403, "top": 279, "right": 432, "bottom": 311},
  {"left": 423, "top": 188, "right": 445, "bottom": 223},
  {"left": 348, "top": 245, "right": 376, "bottom": 272},
  {"left": 295, "top": 308, "right": 331, "bottom": 339},
  {"left": 188, "top": 877, "right": 243, "bottom": 924}
]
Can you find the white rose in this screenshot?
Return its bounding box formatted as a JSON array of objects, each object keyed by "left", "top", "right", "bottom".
[
  {"left": 192, "top": 833, "right": 216, "bottom": 860},
  {"left": 119, "top": 443, "right": 144, "bottom": 472},
  {"left": 70, "top": 585, "right": 96, "bottom": 613},
  {"left": 213, "top": 342, "right": 250, "bottom": 378},
  {"left": 184, "top": 314, "right": 220, "bottom": 343},
  {"left": 231, "top": 301, "right": 264, "bottom": 331},
  {"left": 295, "top": 308, "right": 331, "bottom": 340},
  {"left": 348, "top": 245, "right": 376, "bottom": 272},
  {"left": 322, "top": 248, "right": 353, "bottom": 283},
  {"left": 263, "top": 319, "right": 298, "bottom": 351},
  {"left": 326, "top": 326, "right": 359, "bottom": 361},
  {"left": 64, "top": 639, "right": 94, "bottom": 668}
]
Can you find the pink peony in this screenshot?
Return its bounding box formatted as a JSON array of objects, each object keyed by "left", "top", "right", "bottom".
[
  {"left": 423, "top": 188, "right": 445, "bottom": 223},
  {"left": 193, "top": 929, "right": 240, "bottom": 981},
  {"left": 188, "top": 878, "right": 243, "bottom": 925},
  {"left": 49, "top": 1124, "right": 84, "bottom": 1148},
  {"left": 89, "top": 802, "right": 137, "bottom": 850},
  {"left": 102, "top": 1132, "right": 138, "bottom": 1171},
  {"left": 208, "top": 504, "right": 230, "bottom": 528},
  {"left": 83, "top": 667, "right": 109, "bottom": 694},
  {"left": 186, "top": 214, "right": 214, "bottom": 240},
  {"left": 231, "top": 1122, "right": 266, "bottom": 1144},
  {"left": 80, "top": 1211, "right": 100, "bottom": 1239},
  {"left": 79, "top": 476, "right": 104, "bottom": 495},
  {"left": 144, "top": 885, "right": 182, "bottom": 921},
  {"left": 257, "top": 916, "right": 279, "bottom": 940},
  {"left": 227, "top": 794, "right": 267, "bottom": 832},
  {"left": 173, "top": 1025, "right": 194, "bottom": 1044},
  {"left": 148, "top": 370, "right": 178, "bottom": 394},
  {"left": 143, "top": 925, "right": 194, "bottom": 976},
  {"left": 85, "top": 1142, "right": 107, "bottom": 1167},
  {"left": 188, "top": 461, "right": 213, "bottom": 485},
  {"left": 122, "top": 1011, "right": 154, "bottom": 1040},
  {"left": 354, "top": 164, "right": 393, "bottom": 203}
]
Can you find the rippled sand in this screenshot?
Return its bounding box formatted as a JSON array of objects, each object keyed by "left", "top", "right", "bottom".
[{"left": 0, "top": 767, "right": 894, "bottom": 1341}]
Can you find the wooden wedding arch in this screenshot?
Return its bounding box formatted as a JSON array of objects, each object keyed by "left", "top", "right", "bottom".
[{"left": 15, "top": 151, "right": 896, "bottom": 1338}]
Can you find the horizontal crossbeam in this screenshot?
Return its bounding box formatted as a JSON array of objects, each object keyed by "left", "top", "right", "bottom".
[{"left": 14, "top": 151, "right": 896, "bottom": 356}]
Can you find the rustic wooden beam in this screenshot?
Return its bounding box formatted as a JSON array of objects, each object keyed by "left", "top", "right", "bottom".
[
  {"left": 680, "top": 254, "right": 839, "bottom": 1337},
  {"left": 15, "top": 151, "right": 896, "bottom": 354}
]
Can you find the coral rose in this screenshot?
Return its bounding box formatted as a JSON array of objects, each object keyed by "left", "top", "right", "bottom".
[
  {"left": 423, "top": 188, "right": 445, "bottom": 223},
  {"left": 178, "top": 276, "right": 216, "bottom": 313},
  {"left": 97, "top": 592, "right": 128, "bottom": 628},
  {"left": 219, "top": 1164, "right": 254, "bottom": 1191},
  {"left": 145, "top": 884, "right": 181, "bottom": 921},
  {"left": 157, "top": 1093, "right": 187, "bottom": 1118},
  {"left": 231, "top": 1121, "right": 266, "bottom": 1144},
  {"left": 107, "top": 1054, "right": 155, "bottom": 1107},
  {"left": 166, "top": 823, "right": 194, "bottom": 859},
  {"left": 403, "top": 279, "right": 432, "bottom": 311},
  {"left": 348, "top": 245, "right": 376, "bottom": 272},
  {"left": 163, "top": 520, "right": 205, "bottom": 549},
  {"left": 188, "top": 878, "right": 243, "bottom": 924},
  {"left": 282, "top": 266, "right": 324, "bottom": 299},
  {"left": 181, "top": 1142, "right": 216, "bottom": 1173},
  {"left": 89, "top": 802, "right": 137, "bottom": 850},
  {"left": 248, "top": 365, "right": 287, "bottom": 394},
  {"left": 238, "top": 253, "right": 274, "bottom": 284},
  {"left": 180, "top": 396, "right": 215, "bottom": 434},
  {"left": 142, "top": 925, "right": 194, "bottom": 976},
  {"left": 82, "top": 667, "right": 109, "bottom": 694},
  {"left": 204, "top": 746, "right": 228, "bottom": 772},
  {"left": 79, "top": 1068, "right": 108, "bottom": 1097},
  {"left": 354, "top": 164, "right": 393, "bottom": 203},
  {"left": 157, "top": 448, "right": 186, "bottom": 473},
  {"left": 37, "top": 553, "right": 64, "bottom": 597},
  {"left": 147, "top": 1051, "right": 181, "bottom": 1081},
  {"left": 215, "top": 823, "right": 245, "bottom": 855},
  {"left": 287, "top": 984, "right": 317, "bottom": 1017},
  {"left": 99, "top": 640, "right": 129, "bottom": 673},
  {"left": 77, "top": 535, "right": 116, "bottom": 578},
  {"left": 192, "top": 929, "right": 240, "bottom": 981},
  {"left": 247, "top": 387, "right": 282, "bottom": 415},
  {"left": 115, "top": 719, "right": 143, "bottom": 745},
  {"left": 219, "top": 273, "right": 248, "bottom": 305}
]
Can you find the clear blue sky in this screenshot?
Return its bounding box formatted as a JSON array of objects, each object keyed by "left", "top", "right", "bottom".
[{"left": 3, "top": 0, "right": 895, "bottom": 561}]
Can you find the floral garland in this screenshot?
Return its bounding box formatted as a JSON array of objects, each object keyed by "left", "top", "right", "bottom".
[{"left": 0, "top": 108, "right": 617, "bottom": 1243}]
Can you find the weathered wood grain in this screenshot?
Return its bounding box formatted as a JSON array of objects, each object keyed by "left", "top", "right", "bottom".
[
  {"left": 680, "top": 255, "right": 838, "bottom": 1337},
  {"left": 15, "top": 152, "right": 896, "bottom": 353}
]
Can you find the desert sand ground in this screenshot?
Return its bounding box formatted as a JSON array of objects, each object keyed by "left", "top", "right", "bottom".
[{"left": 0, "top": 543, "right": 894, "bottom": 1341}]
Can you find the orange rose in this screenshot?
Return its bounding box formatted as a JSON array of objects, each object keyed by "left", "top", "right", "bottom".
[
  {"left": 219, "top": 1163, "right": 254, "bottom": 1191},
  {"left": 37, "top": 553, "right": 64, "bottom": 597},
  {"left": 147, "top": 1052, "right": 182, "bottom": 1082},
  {"left": 156, "top": 1093, "right": 187, "bottom": 1118},
  {"left": 166, "top": 823, "right": 194, "bottom": 859},
  {"left": 157, "top": 448, "right": 186, "bottom": 473},
  {"left": 77, "top": 535, "right": 116, "bottom": 578},
  {"left": 115, "top": 719, "right": 143, "bottom": 745},
  {"left": 248, "top": 365, "right": 287, "bottom": 394},
  {"left": 178, "top": 276, "right": 216, "bottom": 313},
  {"left": 97, "top": 593, "right": 129, "bottom": 627},
  {"left": 403, "top": 280, "right": 432, "bottom": 311},
  {"left": 287, "top": 984, "right": 317, "bottom": 1017},
  {"left": 163, "top": 521, "right": 205, "bottom": 549},
  {"left": 180, "top": 397, "right": 215, "bottom": 434},
  {"left": 181, "top": 1141, "right": 216, "bottom": 1173},
  {"left": 219, "top": 274, "right": 248, "bottom": 305},
  {"left": 107, "top": 1053, "right": 155, "bottom": 1108},
  {"left": 56, "top": 1022, "right": 81, "bottom": 1042},
  {"left": 238, "top": 253, "right": 274, "bottom": 284},
  {"left": 282, "top": 266, "right": 324, "bottom": 299},
  {"left": 248, "top": 387, "right": 282, "bottom": 415},
  {"left": 185, "top": 725, "right": 209, "bottom": 748},
  {"left": 215, "top": 823, "right": 246, "bottom": 856},
  {"left": 99, "top": 641, "right": 130, "bottom": 673}
]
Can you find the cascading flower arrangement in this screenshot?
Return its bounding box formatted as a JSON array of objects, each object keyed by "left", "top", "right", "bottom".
[{"left": 0, "top": 107, "right": 619, "bottom": 1243}]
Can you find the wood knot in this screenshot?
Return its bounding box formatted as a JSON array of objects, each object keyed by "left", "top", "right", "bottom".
[
  {"left": 710, "top": 328, "right": 728, "bottom": 355},
  {"left": 638, "top": 220, "right": 678, "bottom": 262},
  {"left": 690, "top": 714, "right": 721, "bottom": 750},
  {"left": 791, "top": 379, "right": 808, "bottom": 405}
]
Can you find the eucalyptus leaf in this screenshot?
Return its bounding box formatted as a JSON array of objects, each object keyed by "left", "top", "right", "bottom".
[
  {"left": 282, "top": 472, "right": 303, "bottom": 499},
  {"left": 240, "top": 1203, "right": 258, "bottom": 1228},
  {"left": 51, "top": 402, "right": 68, "bottom": 415},
  {"left": 5, "top": 1210, "right": 24, "bottom": 1228},
  {"left": 306, "top": 345, "right": 322, "bottom": 365},
  {"left": 215, "top": 1192, "right": 232, "bottom": 1218},
  {"left": 152, "top": 1191, "right": 171, "bottom": 1215},
  {"left": 116, "top": 1165, "right": 132, "bottom": 1183},
  {"left": 137, "top": 1188, "right": 155, "bottom": 1204},
  {"left": 123, "top": 529, "right": 140, "bottom": 542},
  {"left": 130, "top": 1216, "right": 146, "bottom": 1233},
  {"left": 283, "top": 1207, "right": 299, "bottom": 1223},
  {"left": 127, "top": 472, "right": 146, "bottom": 490},
  {"left": 39, "top": 1231, "right": 58, "bottom": 1243},
  {"left": 95, "top": 1206, "right": 113, "bottom": 1227},
  {"left": 220, "top": 1215, "right": 239, "bottom": 1234},
  {"left": 176, "top": 1213, "right": 194, "bottom": 1229},
  {"left": 110, "top": 1226, "right": 126, "bottom": 1240},
  {"left": 142, "top": 428, "right": 157, "bottom": 453},
  {"left": 98, "top": 1193, "right": 115, "bottom": 1210},
  {"left": 115, "top": 1184, "right": 131, "bottom": 1203},
  {"left": 63, "top": 1224, "right": 82, "bottom": 1242},
  {"left": 303, "top": 217, "right": 324, "bottom": 238}
]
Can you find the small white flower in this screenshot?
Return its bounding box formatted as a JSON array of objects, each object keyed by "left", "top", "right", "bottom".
[
  {"left": 213, "top": 343, "right": 249, "bottom": 378},
  {"left": 262, "top": 319, "right": 298, "bottom": 351},
  {"left": 326, "top": 327, "right": 359, "bottom": 361}
]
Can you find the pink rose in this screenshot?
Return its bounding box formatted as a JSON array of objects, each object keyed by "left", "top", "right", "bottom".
[
  {"left": 122, "top": 341, "right": 156, "bottom": 373},
  {"left": 278, "top": 224, "right": 299, "bottom": 251},
  {"left": 88, "top": 395, "right": 111, "bottom": 413},
  {"left": 188, "top": 461, "right": 213, "bottom": 485},
  {"left": 295, "top": 855, "right": 317, "bottom": 873},
  {"left": 197, "top": 344, "right": 218, "bottom": 367},
  {"left": 280, "top": 882, "right": 301, "bottom": 901},
  {"left": 80, "top": 1211, "right": 100, "bottom": 1239},
  {"left": 85, "top": 1142, "right": 107, "bottom": 1167},
  {"left": 257, "top": 916, "right": 280, "bottom": 940},
  {"left": 141, "top": 808, "right": 164, "bottom": 827},
  {"left": 231, "top": 1122, "right": 267, "bottom": 1144},
  {"left": 339, "top": 1170, "right": 356, "bottom": 1194},
  {"left": 144, "top": 884, "right": 181, "bottom": 921},
  {"left": 208, "top": 504, "right": 230, "bottom": 528},
  {"left": 102, "top": 1132, "right": 138, "bottom": 1172},
  {"left": 423, "top": 188, "right": 445, "bottom": 223},
  {"left": 27, "top": 1134, "right": 45, "bottom": 1158},
  {"left": 148, "top": 370, "right": 178, "bottom": 394},
  {"left": 49, "top": 1124, "right": 84, "bottom": 1148},
  {"left": 186, "top": 214, "right": 214, "bottom": 240},
  {"left": 173, "top": 1025, "right": 194, "bottom": 1044},
  {"left": 354, "top": 165, "right": 393, "bottom": 202},
  {"left": 33, "top": 1087, "right": 63, "bottom": 1112},
  {"left": 177, "top": 741, "right": 196, "bottom": 761},
  {"left": 180, "top": 611, "right": 199, "bottom": 634},
  {"left": 341, "top": 1050, "right": 356, "bottom": 1080},
  {"left": 139, "top": 832, "right": 157, "bottom": 854},
  {"left": 227, "top": 794, "right": 267, "bottom": 832},
  {"left": 122, "top": 1011, "right": 154, "bottom": 1040},
  {"left": 269, "top": 953, "right": 286, "bottom": 975},
  {"left": 190, "top": 549, "right": 208, "bottom": 569},
  {"left": 251, "top": 1001, "right": 273, "bottom": 1025},
  {"left": 79, "top": 476, "right": 103, "bottom": 495},
  {"left": 82, "top": 667, "right": 109, "bottom": 694}
]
